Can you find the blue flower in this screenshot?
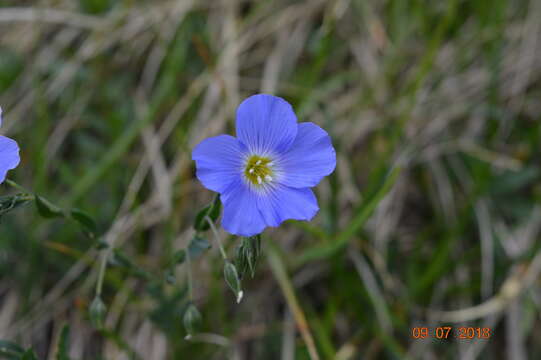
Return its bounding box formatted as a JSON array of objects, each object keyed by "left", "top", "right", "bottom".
[
  {"left": 0, "top": 107, "right": 20, "bottom": 184},
  {"left": 192, "top": 94, "right": 336, "bottom": 236}
]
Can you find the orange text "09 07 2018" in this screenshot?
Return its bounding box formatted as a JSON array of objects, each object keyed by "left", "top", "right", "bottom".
[{"left": 411, "top": 327, "right": 492, "bottom": 339}]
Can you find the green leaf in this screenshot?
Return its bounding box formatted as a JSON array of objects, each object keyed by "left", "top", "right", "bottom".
[
  {"left": 0, "top": 193, "right": 32, "bottom": 217},
  {"left": 56, "top": 325, "right": 71, "bottom": 360},
  {"left": 70, "top": 208, "right": 97, "bottom": 237},
  {"left": 207, "top": 195, "right": 222, "bottom": 222},
  {"left": 35, "top": 195, "right": 64, "bottom": 218},
  {"left": 183, "top": 303, "right": 202, "bottom": 339},
  {"left": 224, "top": 261, "right": 243, "bottom": 303},
  {"left": 164, "top": 249, "right": 187, "bottom": 283},
  {"left": 193, "top": 205, "right": 211, "bottom": 231},
  {"left": 193, "top": 196, "right": 221, "bottom": 231},
  {"left": 235, "top": 249, "right": 248, "bottom": 280},
  {"left": 171, "top": 249, "right": 186, "bottom": 265},
  {"left": 169, "top": 236, "right": 210, "bottom": 269},
  {"left": 187, "top": 235, "right": 211, "bottom": 259},
  {"left": 165, "top": 238, "right": 209, "bottom": 284}
]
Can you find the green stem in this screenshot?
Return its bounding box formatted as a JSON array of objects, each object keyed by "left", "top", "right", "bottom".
[
  {"left": 5, "top": 179, "right": 32, "bottom": 194},
  {"left": 95, "top": 250, "right": 109, "bottom": 297},
  {"left": 186, "top": 245, "right": 194, "bottom": 300},
  {"left": 206, "top": 215, "right": 227, "bottom": 260}
]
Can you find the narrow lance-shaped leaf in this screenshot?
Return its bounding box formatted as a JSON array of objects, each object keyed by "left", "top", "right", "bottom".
[
  {"left": 35, "top": 195, "right": 64, "bottom": 218},
  {"left": 194, "top": 204, "right": 211, "bottom": 231},
  {"left": 235, "top": 244, "right": 249, "bottom": 280},
  {"left": 171, "top": 249, "right": 186, "bottom": 265},
  {"left": 207, "top": 195, "right": 222, "bottom": 222},
  {"left": 248, "top": 235, "right": 261, "bottom": 276},
  {"left": 193, "top": 195, "right": 221, "bottom": 231},
  {"left": 168, "top": 236, "right": 210, "bottom": 269},
  {"left": 187, "top": 235, "right": 211, "bottom": 258},
  {"left": 163, "top": 249, "right": 187, "bottom": 284},
  {"left": 70, "top": 208, "right": 97, "bottom": 238},
  {"left": 165, "top": 238, "right": 210, "bottom": 284}
]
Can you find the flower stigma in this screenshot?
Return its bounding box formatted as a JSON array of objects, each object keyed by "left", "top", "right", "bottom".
[{"left": 244, "top": 155, "right": 274, "bottom": 187}]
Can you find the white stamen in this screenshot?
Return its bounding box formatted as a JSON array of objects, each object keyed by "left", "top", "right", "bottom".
[
  {"left": 249, "top": 168, "right": 254, "bottom": 174},
  {"left": 255, "top": 160, "right": 262, "bottom": 165},
  {"left": 265, "top": 175, "right": 273, "bottom": 182},
  {"left": 257, "top": 176, "right": 262, "bottom": 184}
]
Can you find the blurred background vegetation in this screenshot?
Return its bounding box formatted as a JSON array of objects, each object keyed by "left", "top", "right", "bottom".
[{"left": 1, "top": 0, "right": 541, "bottom": 359}]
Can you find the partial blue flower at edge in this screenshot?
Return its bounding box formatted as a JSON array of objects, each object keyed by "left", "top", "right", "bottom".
[
  {"left": 0, "top": 107, "right": 20, "bottom": 184},
  {"left": 192, "top": 94, "right": 336, "bottom": 237}
]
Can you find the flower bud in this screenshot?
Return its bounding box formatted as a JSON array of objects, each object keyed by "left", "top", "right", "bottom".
[
  {"left": 224, "top": 262, "right": 243, "bottom": 303},
  {"left": 89, "top": 296, "right": 106, "bottom": 328},
  {"left": 183, "top": 303, "right": 202, "bottom": 339}
]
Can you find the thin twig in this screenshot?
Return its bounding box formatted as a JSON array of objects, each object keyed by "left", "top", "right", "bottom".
[
  {"left": 429, "top": 248, "right": 541, "bottom": 322},
  {"left": 267, "top": 243, "right": 320, "bottom": 360},
  {"left": 0, "top": 7, "right": 102, "bottom": 29}
]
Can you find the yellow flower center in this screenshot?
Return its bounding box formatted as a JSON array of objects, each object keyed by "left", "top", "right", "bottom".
[{"left": 244, "top": 155, "right": 274, "bottom": 186}]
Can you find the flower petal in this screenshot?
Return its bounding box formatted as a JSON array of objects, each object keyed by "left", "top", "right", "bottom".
[
  {"left": 236, "top": 94, "right": 298, "bottom": 154},
  {"left": 0, "top": 135, "right": 20, "bottom": 183},
  {"left": 221, "top": 179, "right": 266, "bottom": 236},
  {"left": 192, "top": 135, "right": 246, "bottom": 193},
  {"left": 257, "top": 185, "right": 319, "bottom": 227},
  {"left": 278, "top": 122, "right": 336, "bottom": 188}
]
